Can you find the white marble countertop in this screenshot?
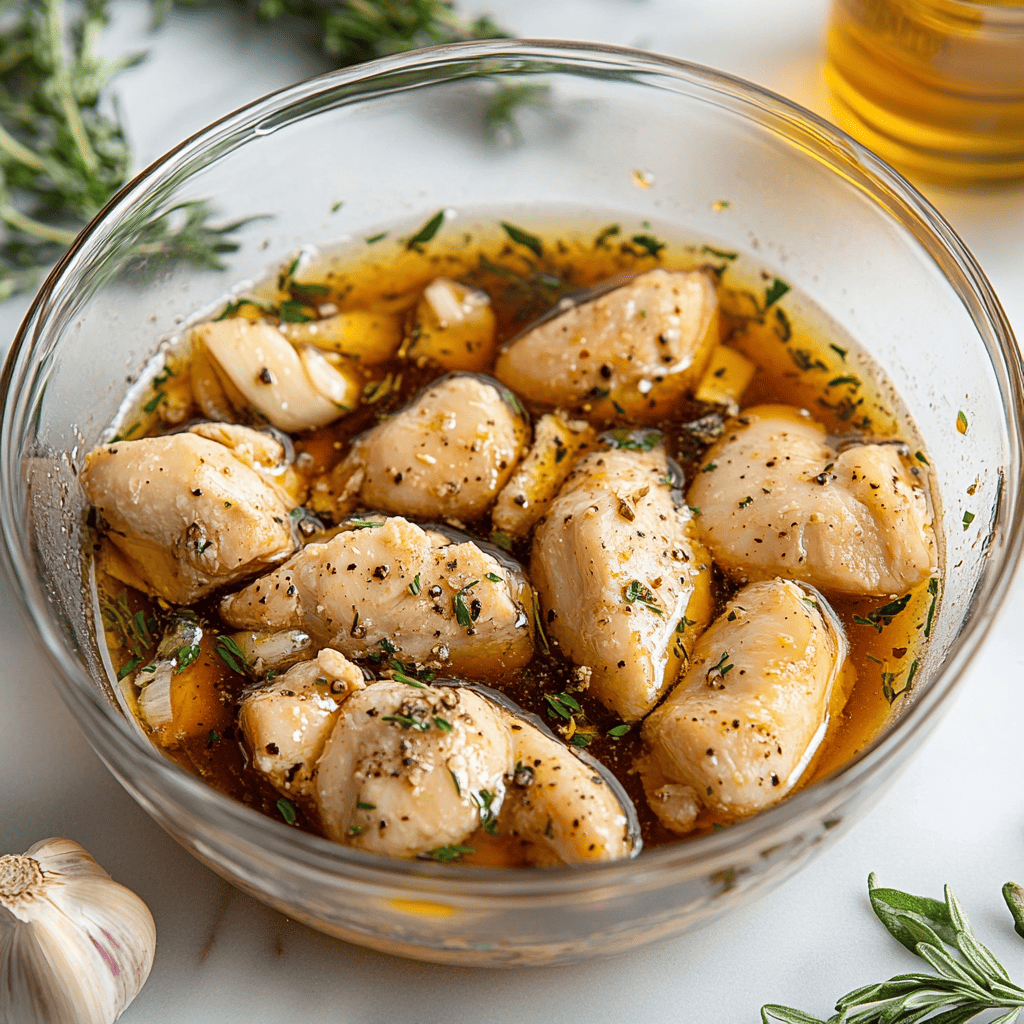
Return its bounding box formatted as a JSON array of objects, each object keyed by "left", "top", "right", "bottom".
[{"left": 3, "top": 1, "right": 1024, "bottom": 1021}]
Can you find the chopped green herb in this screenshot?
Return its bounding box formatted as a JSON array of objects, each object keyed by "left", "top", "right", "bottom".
[
  {"left": 381, "top": 712, "right": 430, "bottom": 731},
  {"left": 449, "top": 768, "right": 461, "bottom": 796},
  {"left": 453, "top": 592, "right": 473, "bottom": 629},
  {"left": 631, "top": 233, "right": 665, "bottom": 259},
  {"left": 924, "top": 578, "right": 939, "bottom": 638},
  {"left": 356, "top": 800, "right": 376, "bottom": 810},
  {"left": 277, "top": 798, "right": 297, "bottom": 825},
  {"left": 739, "top": 495, "right": 753, "bottom": 508},
  {"left": 278, "top": 300, "right": 314, "bottom": 323},
  {"left": 176, "top": 643, "right": 201, "bottom": 673},
  {"left": 406, "top": 209, "right": 445, "bottom": 252},
  {"left": 689, "top": 506, "right": 702, "bottom": 518},
  {"left": 957, "top": 410, "right": 969, "bottom": 434},
  {"left": 570, "top": 732, "right": 594, "bottom": 748},
  {"left": 331, "top": 201, "right": 344, "bottom": 213},
  {"left": 543, "top": 692, "right": 578, "bottom": 720},
  {"left": 853, "top": 593, "right": 912, "bottom": 633},
  {"left": 708, "top": 651, "right": 734, "bottom": 678},
  {"left": 700, "top": 245, "right": 738, "bottom": 260},
  {"left": 702, "top": 462, "right": 718, "bottom": 473},
  {"left": 206, "top": 730, "right": 221, "bottom": 749},
  {"left": 829, "top": 343, "right": 848, "bottom": 360},
  {"left": 420, "top": 844, "right": 475, "bottom": 864},
  {"left": 474, "top": 789, "right": 499, "bottom": 835},
  {"left": 763, "top": 278, "right": 791, "bottom": 308},
  {"left": 365, "top": 231, "right": 387, "bottom": 244},
  {"left": 500, "top": 221, "right": 542, "bottom": 258},
  {"left": 349, "top": 825, "right": 362, "bottom": 836},
  {"left": 608, "top": 724, "right": 631, "bottom": 739},
  {"left": 379, "top": 637, "right": 398, "bottom": 654},
  {"left": 963, "top": 510, "right": 975, "bottom": 530},
  {"left": 676, "top": 616, "right": 696, "bottom": 633},
  {"left": 433, "top": 716, "right": 452, "bottom": 733},
  {"left": 143, "top": 391, "right": 166, "bottom": 414},
  {"left": 349, "top": 520, "right": 384, "bottom": 529},
  {"left": 594, "top": 224, "right": 621, "bottom": 249},
  {"left": 915, "top": 450, "right": 930, "bottom": 465},
  {"left": 828, "top": 375, "right": 861, "bottom": 388},
  {"left": 624, "top": 579, "right": 663, "bottom": 615},
  {"left": 485, "top": 572, "right": 503, "bottom": 584},
  {"left": 391, "top": 666, "right": 427, "bottom": 690},
  {"left": 532, "top": 590, "right": 550, "bottom": 654},
  {"left": 215, "top": 635, "right": 247, "bottom": 675},
  {"left": 116, "top": 656, "right": 141, "bottom": 681},
  {"left": 408, "top": 574, "right": 422, "bottom": 596}
]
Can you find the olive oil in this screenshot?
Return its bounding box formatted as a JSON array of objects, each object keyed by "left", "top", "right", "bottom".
[
  {"left": 92, "top": 219, "right": 938, "bottom": 858},
  {"left": 826, "top": 0, "right": 1024, "bottom": 183}
]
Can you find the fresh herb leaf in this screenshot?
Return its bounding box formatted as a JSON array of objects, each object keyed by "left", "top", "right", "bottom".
[
  {"left": 215, "top": 634, "right": 247, "bottom": 675},
  {"left": 608, "top": 723, "right": 631, "bottom": 739},
  {"left": 406, "top": 209, "right": 445, "bottom": 252},
  {"left": 348, "top": 520, "right": 384, "bottom": 529},
  {"left": 433, "top": 716, "right": 452, "bottom": 733},
  {"left": 594, "top": 224, "right": 621, "bottom": 248},
  {"left": 1003, "top": 882, "right": 1024, "bottom": 940},
  {"left": 830, "top": 343, "right": 848, "bottom": 360},
  {"left": 116, "top": 655, "right": 141, "bottom": 680},
  {"left": 916, "top": 450, "right": 930, "bottom": 466},
  {"left": 624, "top": 579, "right": 663, "bottom": 615},
  {"left": 420, "top": 844, "right": 475, "bottom": 864},
  {"left": 500, "top": 221, "right": 542, "bottom": 258},
  {"left": 700, "top": 245, "right": 738, "bottom": 260},
  {"left": 408, "top": 574, "right": 421, "bottom": 596},
  {"left": 763, "top": 278, "right": 791, "bottom": 308},
  {"left": 957, "top": 410, "right": 969, "bottom": 434},
  {"left": 631, "top": 233, "right": 665, "bottom": 258},
  {"left": 453, "top": 592, "right": 473, "bottom": 629},
  {"left": 963, "top": 510, "right": 976, "bottom": 530},
  {"left": 278, "top": 300, "right": 314, "bottom": 323},
  {"left": 924, "top": 578, "right": 939, "bottom": 638},
  {"left": 364, "top": 231, "right": 387, "bottom": 244},
  {"left": 485, "top": 572, "right": 503, "bottom": 583},
  {"left": 276, "top": 798, "right": 297, "bottom": 825},
  {"left": 356, "top": 799, "right": 376, "bottom": 810},
  {"left": 763, "top": 876, "right": 1024, "bottom": 1024},
  {"left": 176, "top": 643, "right": 201, "bottom": 673},
  {"left": 854, "top": 593, "right": 912, "bottom": 633}
]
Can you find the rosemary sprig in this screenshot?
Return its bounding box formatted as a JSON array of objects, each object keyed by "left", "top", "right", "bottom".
[
  {"left": 0, "top": 0, "right": 514, "bottom": 301},
  {"left": 762, "top": 874, "right": 1024, "bottom": 1024}
]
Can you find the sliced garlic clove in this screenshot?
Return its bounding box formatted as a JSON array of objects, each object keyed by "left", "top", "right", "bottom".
[{"left": 0, "top": 838, "right": 155, "bottom": 1024}]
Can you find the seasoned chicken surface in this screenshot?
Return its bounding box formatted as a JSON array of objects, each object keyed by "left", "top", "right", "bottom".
[
  {"left": 494, "top": 269, "right": 718, "bottom": 423},
  {"left": 238, "top": 649, "right": 365, "bottom": 799},
  {"left": 500, "top": 716, "right": 638, "bottom": 865},
  {"left": 218, "top": 516, "right": 534, "bottom": 680},
  {"left": 686, "top": 405, "right": 936, "bottom": 597},
  {"left": 81, "top": 431, "right": 298, "bottom": 604},
  {"left": 642, "top": 578, "right": 849, "bottom": 832},
  {"left": 314, "top": 681, "right": 512, "bottom": 856},
  {"left": 320, "top": 373, "right": 529, "bottom": 522},
  {"left": 491, "top": 412, "right": 596, "bottom": 539},
  {"left": 531, "top": 447, "right": 713, "bottom": 721}
]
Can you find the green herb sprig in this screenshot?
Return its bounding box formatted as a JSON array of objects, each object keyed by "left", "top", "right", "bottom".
[{"left": 762, "top": 875, "right": 1024, "bottom": 1024}]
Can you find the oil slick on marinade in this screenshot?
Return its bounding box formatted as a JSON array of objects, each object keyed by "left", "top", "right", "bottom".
[{"left": 84, "top": 215, "right": 939, "bottom": 863}]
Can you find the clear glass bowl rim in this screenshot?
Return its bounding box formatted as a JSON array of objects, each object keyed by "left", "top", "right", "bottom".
[{"left": 2, "top": 39, "right": 1022, "bottom": 898}]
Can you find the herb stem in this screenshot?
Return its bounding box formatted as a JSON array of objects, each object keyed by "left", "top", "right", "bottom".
[
  {"left": 44, "top": 0, "right": 100, "bottom": 176},
  {"left": 0, "top": 205, "right": 77, "bottom": 246},
  {"left": 0, "top": 124, "right": 46, "bottom": 172}
]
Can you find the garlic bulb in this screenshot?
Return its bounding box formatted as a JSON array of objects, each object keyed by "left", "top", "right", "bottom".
[{"left": 0, "top": 838, "right": 156, "bottom": 1024}]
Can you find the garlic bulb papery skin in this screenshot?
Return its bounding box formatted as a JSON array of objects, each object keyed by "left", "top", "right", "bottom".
[{"left": 0, "top": 837, "right": 156, "bottom": 1024}]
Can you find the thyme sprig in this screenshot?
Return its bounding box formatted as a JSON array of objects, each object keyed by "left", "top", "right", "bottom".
[{"left": 762, "top": 874, "right": 1024, "bottom": 1024}]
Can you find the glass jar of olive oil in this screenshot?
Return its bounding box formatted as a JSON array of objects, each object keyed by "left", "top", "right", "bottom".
[{"left": 825, "top": 0, "right": 1024, "bottom": 183}]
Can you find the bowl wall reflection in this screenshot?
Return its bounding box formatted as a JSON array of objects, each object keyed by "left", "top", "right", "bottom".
[{"left": 2, "top": 41, "right": 1021, "bottom": 966}]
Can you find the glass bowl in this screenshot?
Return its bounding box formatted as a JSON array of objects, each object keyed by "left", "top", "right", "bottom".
[{"left": 1, "top": 41, "right": 1021, "bottom": 967}]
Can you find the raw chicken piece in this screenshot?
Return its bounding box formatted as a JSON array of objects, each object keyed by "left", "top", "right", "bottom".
[
  {"left": 531, "top": 447, "right": 713, "bottom": 721},
  {"left": 314, "top": 680, "right": 511, "bottom": 857},
  {"left": 218, "top": 516, "right": 534, "bottom": 680},
  {"left": 494, "top": 269, "right": 718, "bottom": 423},
  {"left": 238, "top": 648, "right": 365, "bottom": 799},
  {"left": 491, "top": 412, "right": 596, "bottom": 539},
  {"left": 641, "top": 578, "right": 849, "bottom": 832},
  {"left": 686, "top": 404, "right": 936, "bottom": 597},
  {"left": 319, "top": 373, "right": 529, "bottom": 522},
  {"left": 500, "top": 714, "right": 639, "bottom": 865},
  {"left": 81, "top": 431, "right": 297, "bottom": 604}
]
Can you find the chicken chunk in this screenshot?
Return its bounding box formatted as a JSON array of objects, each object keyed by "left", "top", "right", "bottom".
[
  {"left": 686, "top": 405, "right": 936, "bottom": 597},
  {"left": 494, "top": 269, "right": 718, "bottom": 423},
  {"left": 320, "top": 373, "right": 529, "bottom": 522},
  {"left": 491, "top": 412, "right": 597, "bottom": 539},
  {"left": 314, "top": 680, "right": 511, "bottom": 857},
  {"left": 218, "top": 515, "right": 534, "bottom": 680},
  {"left": 81, "top": 432, "right": 298, "bottom": 604},
  {"left": 238, "top": 649, "right": 365, "bottom": 799},
  {"left": 531, "top": 447, "right": 714, "bottom": 721},
  {"left": 500, "top": 715, "right": 639, "bottom": 865},
  {"left": 642, "top": 578, "right": 849, "bottom": 832}
]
